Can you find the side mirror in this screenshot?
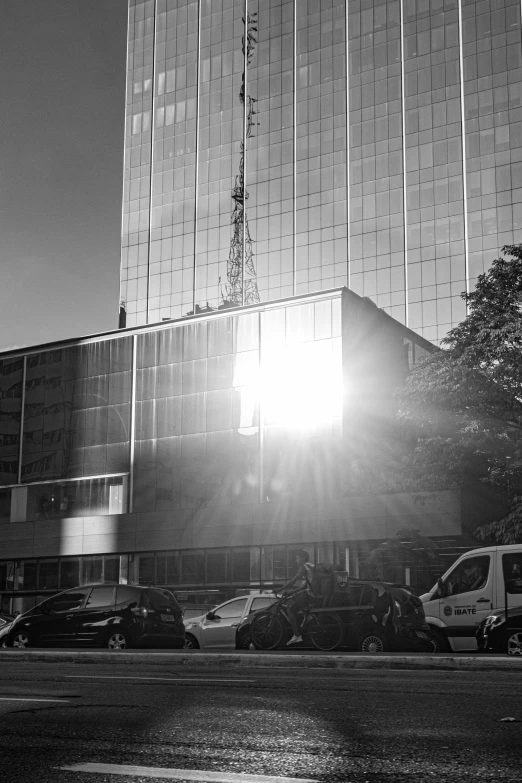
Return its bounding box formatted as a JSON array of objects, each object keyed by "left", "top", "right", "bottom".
[
  {"left": 206, "top": 611, "right": 215, "bottom": 621},
  {"left": 436, "top": 578, "right": 444, "bottom": 597}
]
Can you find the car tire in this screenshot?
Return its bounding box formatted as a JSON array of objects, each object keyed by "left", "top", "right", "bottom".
[
  {"left": 184, "top": 633, "right": 200, "bottom": 650},
  {"left": 359, "top": 631, "right": 387, "bottom": 653},
  {"left": 10, "top": 631, "right": 31, "bottom": 649},
  {"left": 236, "top": 629, "right": 253, "bottom": 650},
  {"left": 106, "top": 630, "right": 129, "bottom": 651},
  {"left": 502, "top": 629, "right": 522, "bottom": 656},
  {"left": 428, "top": 627, "right": 450, "bottom": 653}
]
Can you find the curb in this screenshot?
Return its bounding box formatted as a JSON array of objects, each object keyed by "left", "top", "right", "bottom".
[{"left": 1, "top": 649, "right": 522, "bottom": 672}]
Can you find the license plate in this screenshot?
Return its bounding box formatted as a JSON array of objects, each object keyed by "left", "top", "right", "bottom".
[
  {"left": 161, "top": 614, "right": 174, "bottom": 622},
  {"left": 415, "top": 631, "right": 428, "bottom": 639}
]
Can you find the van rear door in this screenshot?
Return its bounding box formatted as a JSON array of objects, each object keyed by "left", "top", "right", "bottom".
[{"left": 438, "top": 552, "right": 494, "bottom": 651}]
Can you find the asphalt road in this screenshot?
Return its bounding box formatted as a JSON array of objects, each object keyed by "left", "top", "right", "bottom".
[{"left": 1, "top": 658, "right": 521, "bottom": 783}]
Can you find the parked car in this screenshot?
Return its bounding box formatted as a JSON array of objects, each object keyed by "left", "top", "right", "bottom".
[
  {"left": 5, "top": 583, "right": 184, "bottom": 650},
  {"left": 0, "top": 613, "right": 14, "bottom": 627},
  {"left": 184, "top": 592, "right": 277, "bottom": 650},
  {"left": 476, "top": 608, "right": 522, "bottom": 655},
  {"left": 238, "top": 580, "right": 432, "bottom": 653},
  {"left": 0, "top": 613, "right": 15, "bottom": 648}
]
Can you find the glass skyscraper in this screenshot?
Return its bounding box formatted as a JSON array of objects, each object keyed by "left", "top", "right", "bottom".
[{"left": 120, "top": 0, "right": 522, "bottom": 343}]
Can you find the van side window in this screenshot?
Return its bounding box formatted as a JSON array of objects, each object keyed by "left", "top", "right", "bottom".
[
  {"left": 502, "top": 553, "right": 522, "bottom": 582},
  {"left": 445, "top": 555, "right": 490, "bottom": 596},
  {"left": 85, "top": 586, "right": 115, "bottom": 609}
]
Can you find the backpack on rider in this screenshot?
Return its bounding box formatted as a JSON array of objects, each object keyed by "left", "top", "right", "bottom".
[{"left": 308, "top": 564, "right": 349, "bottom": 607}]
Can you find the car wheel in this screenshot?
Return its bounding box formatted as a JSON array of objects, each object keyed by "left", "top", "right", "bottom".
[
  {"left": 427, "top": 627, "right": 450, "bottom": 653},
  {"left": 360, "top": 631, "right": 387, "bottom": 653},
  {"left": 184, "top": 633, "right": 199, "bottom": 650},
  {"left": 503, "top": 629, "right": 522, "bottom": 656},
  {"left": 11, "top": 631, "right": 31, "bottom": 649},
  {"left": 236, "top": 629, "right": 253, "bottom": 650},
  {"left": 106, "top": 631, "right": 129, "bottom": 651}
]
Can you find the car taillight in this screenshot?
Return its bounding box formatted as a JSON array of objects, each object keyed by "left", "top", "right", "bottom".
[{"left": 131, "top": 606, "right": 151, "bottom": 618}]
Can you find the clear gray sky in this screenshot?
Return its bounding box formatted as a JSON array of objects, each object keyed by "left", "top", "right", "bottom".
[{"left": 0, "top": 0, "right": 128, "bottom": 352}]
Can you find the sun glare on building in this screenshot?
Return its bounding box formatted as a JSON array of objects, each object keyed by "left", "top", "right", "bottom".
[{"left": 260, "top": 339, "right": 343, "bottom": 429}]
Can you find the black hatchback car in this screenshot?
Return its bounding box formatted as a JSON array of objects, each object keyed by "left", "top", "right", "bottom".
[{"left": 6, "top": 584, "right": 185, "bottom": 650}]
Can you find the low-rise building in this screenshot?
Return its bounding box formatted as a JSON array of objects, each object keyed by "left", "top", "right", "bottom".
[{"left": 0, "top": 288, "right": 498, "bottom": 614}]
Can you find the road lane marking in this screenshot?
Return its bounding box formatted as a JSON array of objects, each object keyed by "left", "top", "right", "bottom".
[
  {"left": 63, "top": 675, "right": 255, "bottom": 683},
  {"left": 58, "top": 763, "right": 318, "bottom": 783},
  {"left": 0, "top": 697, "right": 69, "bottom": 702}
]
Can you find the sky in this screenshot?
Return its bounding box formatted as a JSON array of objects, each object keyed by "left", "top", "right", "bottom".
[{"left": 0, "top": 0, "right": 128, "bottom": 352}]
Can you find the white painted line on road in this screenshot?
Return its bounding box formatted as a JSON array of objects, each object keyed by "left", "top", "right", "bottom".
[
  {"left": 58, "top": 763, "right": 318, "bottom": 783},
  {"left": 0, "top": 697, "right": 69, "bottom": 702},
  {"left": 63, "top": 675, "right": 255, "bottom": 683},
  {"left": 63, "top": 675, "right": 180, "bottom": 681}
]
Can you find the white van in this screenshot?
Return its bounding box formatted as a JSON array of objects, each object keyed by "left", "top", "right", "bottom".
[{"left": 420, "top": 544, "right": 522, "bottom": 652}]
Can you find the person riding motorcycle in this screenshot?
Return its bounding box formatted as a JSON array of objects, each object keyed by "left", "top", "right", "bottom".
[{"left": 279, "top": 549, "right": 314, "bottom": 646}]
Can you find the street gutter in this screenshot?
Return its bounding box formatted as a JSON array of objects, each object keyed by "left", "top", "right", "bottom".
[{"left": 0, "top": 650, "right": 521, "bottom": 672}]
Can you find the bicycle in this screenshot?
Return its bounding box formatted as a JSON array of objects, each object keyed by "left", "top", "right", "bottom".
[{"left": 250, "top": 590, "right": 344, "bottom": 652}]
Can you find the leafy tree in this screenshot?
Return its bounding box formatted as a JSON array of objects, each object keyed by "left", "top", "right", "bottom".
[
  {"left": 396, "top": 245, "right": 522, "bottom": 544},
  {"left": 361, "top": 528, "right": 440, "bottom": 586}
]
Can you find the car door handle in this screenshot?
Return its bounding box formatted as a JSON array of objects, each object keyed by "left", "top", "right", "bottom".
[
  {"left": 231, "top": 622, "right": 240, "bottom": 627},
  {"left": 476, "top": 598, "right": 490, "bottom": 603}
]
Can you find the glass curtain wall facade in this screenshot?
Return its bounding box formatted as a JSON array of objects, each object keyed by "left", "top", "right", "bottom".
[
  {"left": 0, "top": 340, "right": 133, "bottom": 523},
  {"left": 0, "top": 292, "right": 344, "bottom": 523},
  {"left": 132, "top": 295, "right": 343, "bottom": 513},
  {"left": 121, "top": 0, "right": 522, "bottom": 343}
]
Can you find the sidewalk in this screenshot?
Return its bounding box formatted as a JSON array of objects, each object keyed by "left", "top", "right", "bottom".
[{"left": 1, "top": 649, "right": 521, "bottom": 672}]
